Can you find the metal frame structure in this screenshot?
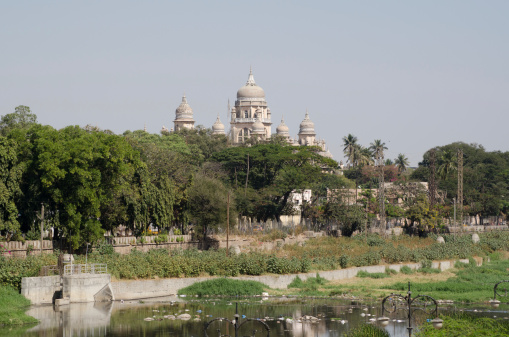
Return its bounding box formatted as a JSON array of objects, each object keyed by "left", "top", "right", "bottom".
[
  {"left": 490, "top": 280, "right": 509, "bottom": 308},
  {"left": 204, "top": 303, "right": 270, "bottom": 337},
  {"left": 379, "top": 282, "right": 442, "bottom": 337},
  {"left": 63, "top": 263, "right": 108, "bottom": 276}
]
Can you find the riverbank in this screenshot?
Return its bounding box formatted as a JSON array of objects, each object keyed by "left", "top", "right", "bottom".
[
  {"left": 271, "top": 254, "right": 509, "bottom": 303},
  {"left": 0, "top": 285, "right": 38, "bottom": 326}
]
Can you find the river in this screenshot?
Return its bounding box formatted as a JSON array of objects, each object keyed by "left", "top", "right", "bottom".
[{"left": 2, "top": 296, "right": 507, "bottom": 337}]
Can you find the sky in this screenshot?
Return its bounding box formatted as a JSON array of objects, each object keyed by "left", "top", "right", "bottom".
[{"left": 1, "top": 1, "right": 508, "bottom": 166}]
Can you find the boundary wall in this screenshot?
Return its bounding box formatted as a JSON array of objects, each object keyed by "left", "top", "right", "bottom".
[{"left": 111, "top": 258, "right": 478, "bottom": 300}]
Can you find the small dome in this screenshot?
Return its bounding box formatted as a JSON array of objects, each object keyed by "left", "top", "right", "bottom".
[
  {"left": 251, "top": 115, "right": 265, "bottom": 134},
  {"left": 212, "top": 115, "right": 225, "bottom": 134},
  {"left": 276, "top": 116, "right": 290, "bottom": 137},
  {"left": 175, "top": 95, "right": 193, "bottom": 119},
  {"left": 237, "top": 69, "right": 265, "bottom": 100},
  {"left": 299, "top": 110, "right": 316, "bottom": 135}
]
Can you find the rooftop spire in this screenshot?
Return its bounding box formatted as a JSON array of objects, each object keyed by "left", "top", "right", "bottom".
[{"left": 246, "top": 67, "right": 256, "bottom": 86}]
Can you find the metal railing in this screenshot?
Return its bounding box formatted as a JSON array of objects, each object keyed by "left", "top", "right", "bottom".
[{"left": 63, "top": 263, "right": 108, "bottom": 276}]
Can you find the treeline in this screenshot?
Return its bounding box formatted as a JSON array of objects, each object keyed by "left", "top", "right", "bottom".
[
  {"left": 0, "top": 106, "right": 341, "bottom": 249},
  {"left": 411, "top": 143, "right": 509, "bottom": 223}
]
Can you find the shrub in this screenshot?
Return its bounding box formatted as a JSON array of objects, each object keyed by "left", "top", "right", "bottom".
[
  {"left": 177, "top": 278, "right": 267, "bottom": 297},
  {"left": 339, "top": 255, "right": 349, "bottom": 269},
  {"left": 357, "top": 271, "right": 389, "bottom": 279},
  {"left": 400, "top": 266, "right": 414, "bottom": 274}
]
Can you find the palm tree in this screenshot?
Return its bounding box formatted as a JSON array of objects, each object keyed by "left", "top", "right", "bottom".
[
  {"left": 385, "top": 158, "right": 394, "bottom": 166},
  {"left": 369, "top": 139, "right": 388, "bottom": 160},
  {"left": 342, "top": 134, "right": 358, "bottom": 167},
  {"left": 354, "top": 145, "right": 374, "bottom": 166},
  {"left": 394, "top": 153, "right": 409, "bottom": 173},
  {"left": 437, "top": 150, "right": 457, "bottom": 180}
]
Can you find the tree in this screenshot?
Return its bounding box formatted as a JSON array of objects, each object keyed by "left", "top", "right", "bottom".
[
  {"left": 0, "top": 137, "right": 22, "bottom": 238},
  {"left": 369, "top": 139, "right": 387, "bottom": 160},
  {"left": 394, "top": 153, "right": 409, "bottom": 173},
  {"left": 342, "top": 134, "right": 358, "bottom": 167},
  {"left": 437, "top": 149, "right": 457, "bottom": 180},
  {"left": 0, "top": 106, "right": 38, "bottom": 136},
  {"left": 212, "top": 143, "right": 338, "bottom": 222},
  {"left": 354, "top": 145, "right": 374, "bottom": 167},
  {"left": 188, "top": 172, "right": 235, "bottom": 241}
]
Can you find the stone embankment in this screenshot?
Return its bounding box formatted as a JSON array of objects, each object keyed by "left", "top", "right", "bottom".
[
  {"left": 109, "top": 257, "right": 480, "bottom": 301},
  {"left": 22, "top": 257, "right": 482, "bottom": 305}
]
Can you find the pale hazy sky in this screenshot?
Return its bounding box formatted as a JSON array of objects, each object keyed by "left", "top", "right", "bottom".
[{"left": 1, "top": 1, "right": 508, "bottom": 166}]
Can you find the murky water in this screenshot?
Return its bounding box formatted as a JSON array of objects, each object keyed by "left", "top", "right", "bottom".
[{"left": 3, "top": 297, "right": 508, "bottom": 337}]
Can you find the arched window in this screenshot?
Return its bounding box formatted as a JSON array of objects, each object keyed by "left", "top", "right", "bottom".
[{"left": 237, "top": 128, "right": 251, "bottom": 143}]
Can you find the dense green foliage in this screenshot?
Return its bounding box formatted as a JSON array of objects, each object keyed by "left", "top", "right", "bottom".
[
  {"left": 211, "top": 142, "right": 339, "bottom": 222},
  {"left": 412, "top": 142, "right": 509, "bottom": 222},
  {"left": 0, "top": 254, "right": 57, "bottom": 291},
  {"left": 415, "top": 313, "right": 509, "bottom": 337},
  {"left": 177, "top": 278, "right": 267, "bottom": 297},
  {"left": 0, "top": 106, "right": 345, "bottom": 247},
  {"left": 0, "top": 285, "right": 38, "bottom": 326}
]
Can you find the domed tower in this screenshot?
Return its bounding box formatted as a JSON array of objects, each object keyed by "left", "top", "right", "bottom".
[
  {"left": 251, "top": 111, "right": 266, "bottom": 140},
  {"left": 298, "top": 110, "right": 316, "bottom": 146},
  {"left": 173, "top": 95, "right": 195, "bottom": 131},
  {"left": 230, "top": 68, "right": 272, "bottom": 144},
  {"left": 276, "top": 115, "right": 290, "bottom": 140},
  {"left": 211, "top": 114, "right": 225, "bottom": 135}
]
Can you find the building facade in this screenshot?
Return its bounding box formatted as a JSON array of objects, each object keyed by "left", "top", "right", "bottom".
[{"left": 165, "top": 68, "right": 332, "bottom": 158}]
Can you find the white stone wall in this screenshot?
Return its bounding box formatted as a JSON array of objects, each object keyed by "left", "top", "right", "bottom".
[{"left": 21, "top": 275, "right": 61, "bottom": 305}]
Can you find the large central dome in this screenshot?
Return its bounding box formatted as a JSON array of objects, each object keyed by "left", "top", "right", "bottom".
[{"left": 236, "top": 69, "right": 265, "bottom": 100}]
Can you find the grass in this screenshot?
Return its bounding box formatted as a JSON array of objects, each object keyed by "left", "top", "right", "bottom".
[
  {"left": 381, "top": 259, "right": 509, "bottom": 303},
  {"left": 415, "top": 313, "right": 509, "bottom": 337},
  {"left": 287, "top": 274, "right": 328, "bottom": 295},
  {"left": 269, "top": 257, "right": 509, "bottom": 303},
  {"left": 357, "top": 271, "right": 390, "bottom": 279},
  {"left": 177, "top": 278, "right": 267, "bottom": 297},
  {"left": 0, "top": 285, "right": 38, "bottom": 326}
]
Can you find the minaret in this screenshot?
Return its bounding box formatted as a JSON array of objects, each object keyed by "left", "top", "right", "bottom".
[
  {"left": 173, "top": 94, "right": 195, "bottom": 131},
  {"left": 298, "top": 110, "right": 316, "bottom": 146}
]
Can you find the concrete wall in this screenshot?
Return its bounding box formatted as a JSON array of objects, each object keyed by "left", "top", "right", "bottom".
[
  {"left": 111, "top": 258, "right": 476, "bottom": 300},
  {"left": 21, "top": 275, "right": 61, "bottom": 305},
  {"left": 1, "top": 240, "right": 53, "bottom": 258},
  {"left": 62, "top": 274, "right": 112, "bottom": 303}
]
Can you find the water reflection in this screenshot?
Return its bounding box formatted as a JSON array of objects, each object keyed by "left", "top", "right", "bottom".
[{"left": 8, "top": 297, "right": 509, "bottom": 337}]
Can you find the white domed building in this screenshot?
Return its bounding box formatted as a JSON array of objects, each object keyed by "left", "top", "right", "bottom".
[
  {"left": 230, "top": 68, "right": 272, "bottom": 143},
  {"left": 166, "top": 68, "right": 332, "bottom": 158}
]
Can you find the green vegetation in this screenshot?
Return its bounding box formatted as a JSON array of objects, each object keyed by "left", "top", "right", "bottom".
[
  {"left": 346, "top": 324, "right": 390, "bottom": 337},
  {"left": 2, "top": 233, "right": 509, "bottom": 291},
  {"left": 381, "top": 258, "right": 509, "bottom": 302},
  {"left": 177, "top": 278, "right": 267, "bottom": 297},
  {"left": 0, "top": 253, "right": 57, "bottom": 290},
  {"left": 415, "top": 313, "right": 509, "bottom": 337},
  {"left": 357, "top": 271, "right": 390, "bottom": 279},
  {"left": 0, "top": 285, "right": 37, "bottom": 326},
  {"left": 287, "top": 274, "right": 328, "bottom": 294}
]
